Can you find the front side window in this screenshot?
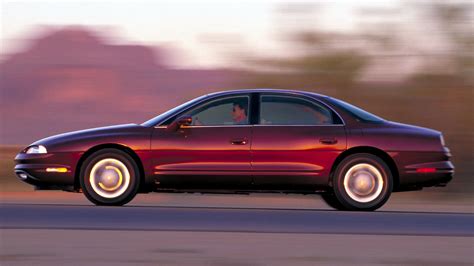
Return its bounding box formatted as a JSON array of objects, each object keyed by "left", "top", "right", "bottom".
[
  {"left": 184, "top": 96, "right": 250, "bottom": 126},
  {"left": 142, "top": 95, "right": 208, "bottom": 127},
  {"left": 260, "top": 95, "right": 335, "bottom": 125}
]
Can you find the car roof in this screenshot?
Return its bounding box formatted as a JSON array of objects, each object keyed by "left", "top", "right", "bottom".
[{"left": 206, "top": 88, "right": 328, "bottom": 99}]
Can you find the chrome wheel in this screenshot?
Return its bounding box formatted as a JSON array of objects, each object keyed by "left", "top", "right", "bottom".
[
  {"left": 89, "top": 158, "right": 130, "bottom": 199},
  {"left": 343, "top": 163, "right": 384, "bottom": 203}
]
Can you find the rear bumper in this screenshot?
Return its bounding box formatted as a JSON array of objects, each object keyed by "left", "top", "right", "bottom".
[
  {"left": 400, "top": 160, "right": 454, "bottom": 188},
  {"left": 391, "top": 147, "right": 455, "bottom": 190}
]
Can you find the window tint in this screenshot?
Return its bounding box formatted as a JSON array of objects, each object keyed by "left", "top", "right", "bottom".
[
  {"left": 260, "top": 95, "right": 334, "bottom": 125},
  {"left": 184, "top": 96, "right": 250, "bottom": 126}
]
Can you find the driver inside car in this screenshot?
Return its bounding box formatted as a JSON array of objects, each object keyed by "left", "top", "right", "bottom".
[
  {"left": 231, "top": 100, "right": 248, "bottom": 125},
  {"left": 192, "top": 100, "right": 248, "bottom": 126}
]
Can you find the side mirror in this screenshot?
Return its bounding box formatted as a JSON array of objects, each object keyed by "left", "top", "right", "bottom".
[
  {"left": 177, "top": 116, "right": 193, "bottom": 126},
  {"left": 167, "top": 115, "right": 192, "bottom": 131}
]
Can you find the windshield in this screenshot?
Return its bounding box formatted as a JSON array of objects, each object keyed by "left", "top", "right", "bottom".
[
  {"left": 328, "top": 97, "right": 384, "bottom": 123},
  {"left": 141, "top": 95, "right": 208, "bottom": 127}
]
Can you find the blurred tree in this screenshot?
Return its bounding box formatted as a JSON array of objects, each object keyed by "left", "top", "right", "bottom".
[
  {"left": 233, "top": 3, "right": 401, "bottom": 95},
  {"left": 411, "top": 1, "right": 474, "bottom": 85},
  {"left": 243, "top": 32, "right": 370, "bottom": 89},
  {"left": 274, "top": 31, "right": 369, "bottom": 87},
  {"left": 240, "top": 36, "right": 371, "bottom": 92}
]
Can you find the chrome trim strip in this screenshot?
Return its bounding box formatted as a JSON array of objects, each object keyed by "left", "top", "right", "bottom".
[
  {"left": 155, "top": 124, "right": 343, "bottom": 129},
  {"left": 253, "top": 124, "right": 345, "bottom": 127},
  {"left": 155, "top": 125, "right": 252, "bottom": 129}
]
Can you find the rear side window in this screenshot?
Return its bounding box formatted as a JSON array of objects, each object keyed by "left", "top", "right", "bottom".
[
  {"left": 259, "top": 95, "right": 337, "bottom": 125},
  {"left": 328, "top": 97, "right": 384, "bottom": 123}
]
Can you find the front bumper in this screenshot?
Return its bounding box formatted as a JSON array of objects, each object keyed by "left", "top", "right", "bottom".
[{"left": 14, "top": 152, "right": 79, "bottom": 188}]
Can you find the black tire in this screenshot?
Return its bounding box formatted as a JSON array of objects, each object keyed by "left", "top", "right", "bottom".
[
  {"left": 330, "top": 153, "right": 393, "bottom": 211},
  {"left": 321, "top": 193, "right": 345, "bottom": 210},
  {"left": 80, "top": 148, "right": 140, "bottom": 206}
]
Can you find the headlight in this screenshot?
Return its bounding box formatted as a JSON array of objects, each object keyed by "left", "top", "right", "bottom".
[{"left": 25, "top": 145, "right": 47, "bottom": 154}]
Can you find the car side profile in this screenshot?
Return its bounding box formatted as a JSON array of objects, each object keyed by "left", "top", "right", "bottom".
[{"left": 14, "top": 89, "right": 454, "bottom": 211}]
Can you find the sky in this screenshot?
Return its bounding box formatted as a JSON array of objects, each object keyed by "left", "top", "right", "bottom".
[{"left": 1, "top": 0, "right": 400, "bottom": 68}]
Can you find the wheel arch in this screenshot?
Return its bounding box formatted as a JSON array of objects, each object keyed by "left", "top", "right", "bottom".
[
  {"left": 329, "top": 146, "right": 399, "bottom": 190},
  {"left": 74, "top": 143, "right": 147, "bottom": 192}
]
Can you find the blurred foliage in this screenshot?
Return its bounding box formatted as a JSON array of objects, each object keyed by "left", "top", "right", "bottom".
[
  {"left": 0, "top": 146, "right": 31, "bottom": 191},
  {"left": 235, "top": 1, "right": 473, "bottom": 89},
  {"left": 240, "top": 34, "right": 373, "bottom": 90},
  {"left": 410, "top": 2, "right": 474, "bottom": 84}
]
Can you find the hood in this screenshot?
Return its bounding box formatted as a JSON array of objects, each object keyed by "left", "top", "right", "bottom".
[{"left": 31, "top": 123, "right": 144, "bottom": 147}]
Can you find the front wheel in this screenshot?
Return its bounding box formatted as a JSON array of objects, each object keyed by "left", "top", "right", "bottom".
[
  {"left": 80, "top": 149, "right": 140, "bottom": 206},
  {"left": 330, "top": 153, "right": 393, "bottom": 211}
]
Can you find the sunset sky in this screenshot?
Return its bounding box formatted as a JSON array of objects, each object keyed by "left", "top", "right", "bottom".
[{"left": 1, "top": 0, "right": 399, "bottom": 68}]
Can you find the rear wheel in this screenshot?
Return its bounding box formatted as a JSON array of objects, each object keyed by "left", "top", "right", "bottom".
[
  {"left": 321, "top": 193, "right": 345, "bottom": 210},
  {"left": 80, "top": 149, "right": 140, "bottom": 206},
  {"left": 330, "top": 153, "right": 392, "bottom": 211}
]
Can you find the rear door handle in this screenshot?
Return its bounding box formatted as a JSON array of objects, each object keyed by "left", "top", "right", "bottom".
[
  {"left": 230, "top": 139, "right": 248, "bottom": 145},
  {"left": 319, "top": 138, "right": 338, "bottom": 145}
]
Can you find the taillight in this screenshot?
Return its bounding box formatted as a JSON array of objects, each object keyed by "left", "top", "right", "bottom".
[{"left": 416, "top": 168, "right": 436, "bottom": 173}]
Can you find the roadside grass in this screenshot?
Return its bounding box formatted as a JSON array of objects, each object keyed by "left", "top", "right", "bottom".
[{"left": 0, "top": 145, "right": 31, "bottom": 191}]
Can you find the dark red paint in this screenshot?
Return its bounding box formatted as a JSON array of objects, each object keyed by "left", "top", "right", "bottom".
[{"left": 14, "top": 89, "right": 454, "bottom": 193}]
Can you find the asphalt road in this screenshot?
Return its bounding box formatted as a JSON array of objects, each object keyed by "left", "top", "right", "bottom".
[
  {"left": 1, "top": 193, "right": 474, "bottom": 265},
  {"left": 1, "top": 203, "right": 473, "bottom": 236}
]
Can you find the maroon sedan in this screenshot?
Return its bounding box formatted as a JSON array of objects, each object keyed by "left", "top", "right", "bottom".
[{"left": 14, "top": 89, "right": 454, "bottom": 210}]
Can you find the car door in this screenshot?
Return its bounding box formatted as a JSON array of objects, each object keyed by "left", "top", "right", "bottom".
[
  {"left": 251, "top": 93, "right": 347, "bottom": 187},
  {"left": 151, "top": 94, "right": 252, "bottom": 188}
]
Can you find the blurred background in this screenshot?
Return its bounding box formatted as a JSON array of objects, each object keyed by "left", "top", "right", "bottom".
[{"left": 1, "top": 0, "right": 473, "bottom": 196}]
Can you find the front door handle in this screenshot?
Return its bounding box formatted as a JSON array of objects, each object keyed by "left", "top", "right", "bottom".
[
  {"left": 319, "top": 138, "right": 338, "bottom": 145},
  {"left": 230, "top": 139, "right": 248, "bottom": 145}
]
